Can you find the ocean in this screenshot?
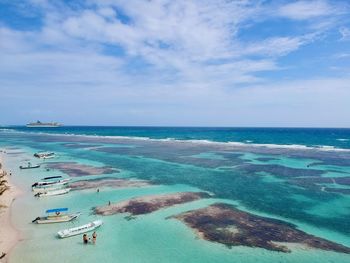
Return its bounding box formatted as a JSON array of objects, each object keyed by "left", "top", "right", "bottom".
[{"left": 1, "top": 127, "right": 349, "bottom": 262}]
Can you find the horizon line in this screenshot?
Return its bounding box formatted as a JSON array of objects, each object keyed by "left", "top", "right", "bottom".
[{"left": 2, "top": 125, "right": 350, "bottom": 129}]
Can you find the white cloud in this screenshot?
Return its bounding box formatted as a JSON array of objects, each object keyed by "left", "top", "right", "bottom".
[
  {"left": 1, "top": 0, "right": 350, "bottom": 126},
  {"left": 242, "top": 36, "right": 305, "bottom": 57},
  {"left": 339, "top": 27, "right": 350, "bottom": 40},
  {"left": 278, "top": 0, "right": 334, "bottom": 20}
]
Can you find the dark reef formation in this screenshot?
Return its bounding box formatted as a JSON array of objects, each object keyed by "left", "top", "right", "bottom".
[
  {"left": 172, "top": 203, "right": 350, "bottom": 254},
  {"left": 290, "top": 176, "right": 350, "bottom": 194},
  {"left": 323, "top": 188, "right": 350, "bottom": 194},
  {"left": 255, "top": 157, "right": 279, "bottom": 162},
  {"left": 63, "top": 143, "right": 102, "bottom": 149},
  {"left": 69, "top": 177, "right": 151, "bottom": 190},
  {"left": 94, "top": 192, "right": 211, "bottom": 216},
  {"left": 45, "top": 162, "right": 118, "bottom": 177},
  {"left": 291, "top": 176, "right": 350, "bottom": 186},
  {"left": 237, "top": 164, "right": 324, "bottom": 178}
]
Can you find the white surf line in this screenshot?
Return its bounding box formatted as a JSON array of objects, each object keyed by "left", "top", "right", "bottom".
[{"left": 2, "top": 129, "right": 350, "bottom": 153}]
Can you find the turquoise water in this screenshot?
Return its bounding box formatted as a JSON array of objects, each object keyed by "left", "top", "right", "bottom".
[
  {"left": 1, "top": 128, "right": 350, "bottom": 262},
  {"left": 4, "top": 126, "right": 350, "bottom": 149}
]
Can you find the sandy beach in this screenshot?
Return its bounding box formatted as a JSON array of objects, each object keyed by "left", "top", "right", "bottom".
[{"left": 0, "top": 154, "right": 21, "bottom": 262}]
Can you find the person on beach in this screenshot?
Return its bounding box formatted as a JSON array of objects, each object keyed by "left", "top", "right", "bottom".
[
  {"left": 83, "top": 234, "right": 89, "bottom": 244},
  {"left": 97, "top": 188, "right": 99, "bottom": 193},
  {"left": 92, "top": 232, "right": 97, "bottom": 244}
]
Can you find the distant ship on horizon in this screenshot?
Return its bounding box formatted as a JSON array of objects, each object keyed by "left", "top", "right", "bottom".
[{"left": 26, "top": 120, "right": 62, "bottom": 128}]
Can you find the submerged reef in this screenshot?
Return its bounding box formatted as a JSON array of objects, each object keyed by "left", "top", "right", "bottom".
[
  {"left": 69, "top": 177, "right": 151, "bottom": 190},
  {"left": 63, "top": 143, "right": 102, "bottom": 149},
  {"left": 237, "top": 164, "right": 324, "bottom": 178},
  {"left": 290, "top": 176, "right": 350, "bottom": 194},
  {"left": 323, "top": 188, "right": 350, "bottom": 195},
  {"left": 94, "top": 192, "right": 211, "bottom": 216},
  {"left": 172, "top": 203, "right": 350, "bottom": 254},
  {"left": 45, "top": 162, "right": 118, "bottom": 177},
  {"left": 291, "top": 176, "right": 350, "bottom": 186},
  {"left": 254, "top": 157, "right": 279, "bottom": 162}
]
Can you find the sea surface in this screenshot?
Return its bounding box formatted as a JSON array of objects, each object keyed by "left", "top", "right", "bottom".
[{"left": 1, "top": 127, "right": 350, "bottom": 263}]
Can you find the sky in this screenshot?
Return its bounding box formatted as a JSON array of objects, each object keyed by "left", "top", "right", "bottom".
[{"left": 0, "top": 0, "right": 350, "bottom": 127}]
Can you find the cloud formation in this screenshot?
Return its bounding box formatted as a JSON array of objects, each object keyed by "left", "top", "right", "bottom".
[{"left": 0, "top": 0, "right": 350, "bottom": 126}]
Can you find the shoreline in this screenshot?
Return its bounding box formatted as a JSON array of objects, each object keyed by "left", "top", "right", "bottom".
[{"left": 0, "top": 153, "right": 22, "bottom": 262}]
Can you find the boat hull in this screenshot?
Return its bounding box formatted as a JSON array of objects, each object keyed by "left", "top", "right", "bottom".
[
  {"left": 32, "top": 186, "right": 65, "bottom": 193},
  {"left": 32, "top": 179, "right": 70, "bottom": 188},
  {"left": 57, "top": 220, "right": 103, "bottom": 238},
  {"left": 34, "top": 213, "right": 81, "bottom": 224},
  {"left": 19, "top": 165, "right": 40, "bottom": 169},
  {"left": 35, "top": 188, "right": 71, "bottom": 197},
  {"left": 26, "top": 125, "right": 61, "bottom": 127},
  {"left": 34, "top": 152, "right": 55, "bottom": 159}
]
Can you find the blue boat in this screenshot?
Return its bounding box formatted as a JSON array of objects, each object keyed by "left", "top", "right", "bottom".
[{"left": 32, "top": 208, "right": 81, "bottom": 224}]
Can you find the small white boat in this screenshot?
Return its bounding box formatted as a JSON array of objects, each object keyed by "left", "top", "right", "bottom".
[
  {"left": 57, "top": 220, "right": 103, "bottom": 238},
  {"left": 32, "top": 178, "right": 71, "bottom": 188},
  {"left": 34, "top": 152, "right": 55, "bottom": 159},
  {"left": 32, "top": 208, "right": 81, "bottom": 224},
  {"left": 34, "top": 188, "right": 71, "bottom": 197},
  {"left": 19, "top": 162, "right": 40, "bottom": 169},
  {"left": 32, "top": 185, "right": 65, "bottom": 193}
]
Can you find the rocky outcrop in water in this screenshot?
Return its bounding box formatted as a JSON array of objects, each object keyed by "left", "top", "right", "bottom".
[
  {"left": 46, "top": 162, "right": 118, "bottom": 177},
  {"left": 172, "top": 203, "right": 350, "bottom": 254},
  {"left": 94, "top": 192, "right": 211, "bottom": 216},
  {"left": 69, "top": 177, "right": 151, "bottom": 190}
]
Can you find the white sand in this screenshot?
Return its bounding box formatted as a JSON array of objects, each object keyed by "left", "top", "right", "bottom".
[{"left": 0, "top": 155, "right": 22, "bottom": 262}]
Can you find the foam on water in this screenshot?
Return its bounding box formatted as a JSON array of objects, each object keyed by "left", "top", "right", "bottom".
[{"left": 2, "top": 128, "right": 350, "bottom": 152}]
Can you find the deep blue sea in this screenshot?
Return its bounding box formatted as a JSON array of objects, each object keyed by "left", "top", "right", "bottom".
[{"left": 4, "top": 126, "right": 350, "bottom": 149}]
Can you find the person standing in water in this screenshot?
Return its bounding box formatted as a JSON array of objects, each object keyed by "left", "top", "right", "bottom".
[
  {"left": 92, "top": 232, "right": 97, "bottom": 244},
  {"left": 83, "top": 234, "right": 89, "bottom": 244}
]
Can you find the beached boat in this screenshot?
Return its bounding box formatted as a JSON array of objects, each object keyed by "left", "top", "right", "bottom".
[
  {"left": 32, "top": 185, "right": 66, "bottom": 193},
  {"left": 34, "top": 188, "right": 71, "bottom": 197},
  {"left": 19, "top": 162, "right": 40, "bottom": 169},
  {"left": 57, "top": 220, "right": 103, "bottom": 238},
  {"left": 32, "top": 208, "right": 81, "bottom": 224},
  {"left": 32, "top": 178, "right": 71, "bottom": 188},
  {"left": 34, "top": 152, "right": 55, "bottom": 159}
]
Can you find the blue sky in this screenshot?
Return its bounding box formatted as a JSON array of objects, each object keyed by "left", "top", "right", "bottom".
[{"left": 0, "top": 0, "right": 350, "bottom": 127}]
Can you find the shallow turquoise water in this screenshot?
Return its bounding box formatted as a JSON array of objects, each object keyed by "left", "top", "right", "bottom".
[{"left": 0, "top": 129, "right": 350, "bottom": 262}]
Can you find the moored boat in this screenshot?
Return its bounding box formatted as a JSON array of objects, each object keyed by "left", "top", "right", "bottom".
[
  {"left": 32, "top": 208, "right": 81, "bottom": 224},
  {"left": 34, "top": 188, "right": 71, "bottom": 197},
  {"left": 32, "top": 178, "right": 71, "bottom": 188},
  {"left": 32, "top": 185, "right": 66, "bottom": 193},
  {"left": 42, "top": 176, "right": 63, "bottom": 180},
  {"left": 57, "top": 220, "right": 103, "bottom": 238},
  {"left": 19, "top": 162, "right": 40, "bottom": 169},
  {"left": 34, "top": 152, "right": 55, "bottom": 159}
]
